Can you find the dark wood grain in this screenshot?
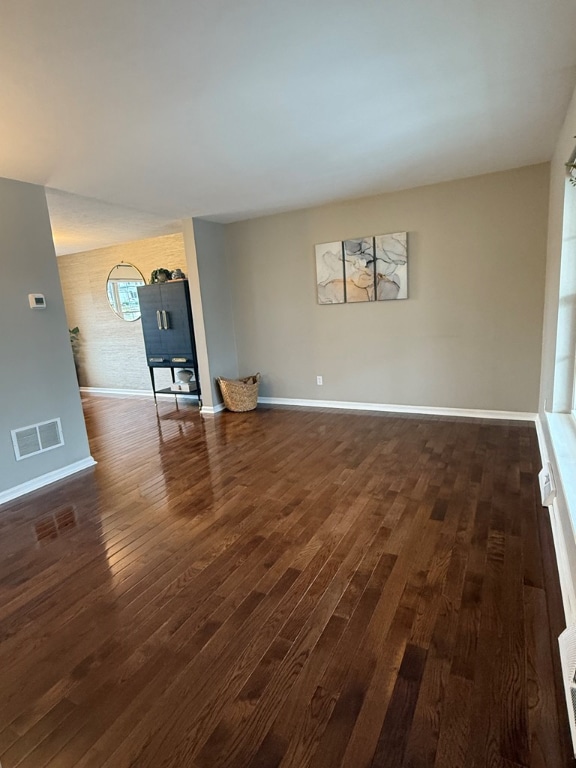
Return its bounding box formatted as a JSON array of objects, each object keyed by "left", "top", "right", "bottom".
[{"left": 0, "top": 395, "right": 571, "bottom": 768}]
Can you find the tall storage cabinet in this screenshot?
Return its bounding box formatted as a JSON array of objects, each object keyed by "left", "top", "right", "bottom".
[{"left": 137, "top": 280, "right": 201, "bottom": 404}]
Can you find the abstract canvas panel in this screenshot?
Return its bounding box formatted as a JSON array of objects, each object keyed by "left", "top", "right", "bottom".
[
  {"left": 375, "top": 232, "right": 408, "bottom": 300},
  {"left": 315, "top": 231, "right": 408, "bottom": 304},
  {"left": 315, "top": 241, "right": 345, "bottom": 304},
  {"left": 343, "top": 237, "right": 375, "bottom": 302}
]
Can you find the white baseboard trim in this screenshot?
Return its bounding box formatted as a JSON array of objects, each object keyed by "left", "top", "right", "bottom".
[
  {"left": 201, "top": 402, "right": 226, "bottom": 415},
  {"left": 0, "top": 456, "right": 97, "bottom": 506},
  {"left": 81, "top": 390, "right": 536, "bottom": 422},
  {"left": 81, "top": 386, "right": 226, "bottom": 414},
  {"left": 81, "top": 386, "right": 153, "bottom": 398},
  {"left": 80, "top": 387, "right": 198, "bottom": 401},
  {"left": 257, "top": 396, "right": 537, "bottom": 422}
]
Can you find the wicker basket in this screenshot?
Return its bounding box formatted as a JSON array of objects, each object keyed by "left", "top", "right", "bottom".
[{"left": 217, "top": 373, "right": 261, "bottom": 412}]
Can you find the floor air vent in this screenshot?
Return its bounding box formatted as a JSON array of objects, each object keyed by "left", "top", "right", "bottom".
[
  {"left": 559, "top": 626, "right": 576, "bottom": 756},
  {"left": 11, "top": 418, "right": 64, "bottom": 460}
]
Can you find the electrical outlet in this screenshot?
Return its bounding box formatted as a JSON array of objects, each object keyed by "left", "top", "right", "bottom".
[{"left": 316, "top": 375, "right": 323, "bottom": 386}]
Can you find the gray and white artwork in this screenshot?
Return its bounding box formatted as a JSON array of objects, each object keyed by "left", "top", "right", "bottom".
[
  {"left": 343, "top": 238, "right": 375, "bottom": 302},
  {"left": 315, "top": 231, "right": 408, "bottom": 304},
  {"left": 375, "top": 232, "right": 408, "bottom": 300},
  {"left": 315, "top": 241, "right": 345, "bottom": 304}
]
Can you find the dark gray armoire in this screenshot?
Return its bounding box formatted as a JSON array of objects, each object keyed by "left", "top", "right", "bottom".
[{"left": 137, "top": 280, "right": 201, "bottom": 404}]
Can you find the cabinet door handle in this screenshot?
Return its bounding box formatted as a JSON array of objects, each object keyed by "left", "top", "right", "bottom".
[
  {"left": 156, "top": 310, "right": 162, "bottom": 330},
  {"left": 162, "top": 310, "right": 169, "bottom": 329}
]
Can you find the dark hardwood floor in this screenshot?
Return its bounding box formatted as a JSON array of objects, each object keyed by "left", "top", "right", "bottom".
[{"left": 0, "top": 395, "right": 572, "bottom": 767}]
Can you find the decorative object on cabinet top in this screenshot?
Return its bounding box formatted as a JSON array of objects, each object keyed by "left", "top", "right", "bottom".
[{"left": 149, "top": 268, "right": 173, "bottom": 284}]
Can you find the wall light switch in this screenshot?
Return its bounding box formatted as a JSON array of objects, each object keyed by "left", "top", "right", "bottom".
[{"left": 28, "top": 294, "right": 46, "bottom": 309}]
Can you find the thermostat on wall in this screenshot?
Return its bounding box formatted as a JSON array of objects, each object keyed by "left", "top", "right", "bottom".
[{"left": 28, "top": 294, "right": 46, "bottom": 309}]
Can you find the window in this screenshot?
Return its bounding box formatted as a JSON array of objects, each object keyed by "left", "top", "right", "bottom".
[{"left": 553, "top": 174, "right": 576, "bottom": 416}]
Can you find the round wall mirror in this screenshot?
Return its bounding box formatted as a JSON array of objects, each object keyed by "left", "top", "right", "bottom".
[{"left": 106, "top": 263, "right": 146, "bottom": 321}]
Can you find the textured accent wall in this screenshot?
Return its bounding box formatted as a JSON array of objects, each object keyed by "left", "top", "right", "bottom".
[{"left": 58, "top": 233, "right": 186, "bottom": 391}]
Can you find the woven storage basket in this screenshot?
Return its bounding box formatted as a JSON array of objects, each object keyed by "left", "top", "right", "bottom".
[{"left": 217, "top": 373, "right": 261, "bottom": 412}]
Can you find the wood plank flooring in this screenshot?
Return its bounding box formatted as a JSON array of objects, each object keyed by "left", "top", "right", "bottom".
[{"left": 0, "top": 395, "right": 572, "bottom": 768}]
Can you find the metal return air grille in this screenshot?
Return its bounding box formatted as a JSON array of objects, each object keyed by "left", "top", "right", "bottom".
[{"left": 11, "top": 418, "right": 64, "bottom": 460}]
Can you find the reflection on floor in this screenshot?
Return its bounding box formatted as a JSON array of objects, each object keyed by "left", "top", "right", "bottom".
[{"left": 0, "top": 395, "right": 571, "bottom": 768}]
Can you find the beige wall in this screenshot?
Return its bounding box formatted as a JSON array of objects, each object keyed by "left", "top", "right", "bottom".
[
  {"left": 58, "top": 233, "right": 186, "bottom": 391},
  {"left": 227, "top": 164, "right": 549, "bottom": 412},
  {"left": 0, "top": 177, "right": 91, "bottom": 496},
  {"left": 56, "top": 164, "right": 550, "bottom": 412}
]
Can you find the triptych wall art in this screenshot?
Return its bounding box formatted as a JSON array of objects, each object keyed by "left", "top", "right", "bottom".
[{"left": 315, "top": 231, "right": 408, "bottom": 304}]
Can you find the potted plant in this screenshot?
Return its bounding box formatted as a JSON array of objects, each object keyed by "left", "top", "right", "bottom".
[{"left": 69, "top": 327, "right": 81, "bottom": 383}]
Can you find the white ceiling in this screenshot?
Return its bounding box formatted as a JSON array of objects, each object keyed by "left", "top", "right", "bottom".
[
  {"left": 46, "top": 189, "right": 183, "bottom": 256},
  {"left": 1, "top": 0, "right": 576, "bottom": 255}
]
